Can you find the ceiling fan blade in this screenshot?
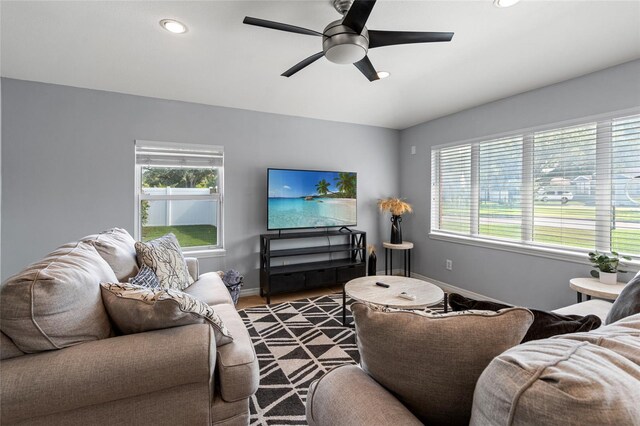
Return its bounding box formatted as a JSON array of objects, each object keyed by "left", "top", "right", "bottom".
[
  {"left": 342, "top": 0, "right": 377, "bottom": 34},
  {"left": 282, "top": 52, "right": 325, "bottom": 77},
  {"left": 354, "top": 55, "right": 379, "bottom": 82},
  {"left": 368, "top": 30, "right": 454, "bottom": 48},
  {"left": 243, "top": 17, "right": 322, "bottom": 37}
]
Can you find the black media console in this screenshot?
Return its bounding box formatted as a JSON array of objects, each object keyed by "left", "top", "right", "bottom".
[{"left": 259, "top": 230, "right": 366, "bottom": 304}]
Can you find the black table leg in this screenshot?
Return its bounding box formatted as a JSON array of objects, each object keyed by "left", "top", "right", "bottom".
[
  {"left": 390, "top": 249, "right": 393, "bottom": 275},
  {"left": 404, "top": 250, "right": 407, "bottom": 277},
  {"left": 577, "top": 292, "right": 582, "bottom": 303},
  {"left": 385, "top": 248, "right": 388, "bottom": 275},
  {"left": 408, "top": 250, "right": 411, "bottom": 277},
  {"left": 444, "top": 293, "right": 448, "bottom": 313}
]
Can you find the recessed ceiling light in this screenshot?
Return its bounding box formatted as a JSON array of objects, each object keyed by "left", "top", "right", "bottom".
[
  {"left": 160, "top": 19, "right": 187, "bottom": 34},
  {"left": 377, "top": 71, "right": 390, "bottom": 80},
  {"left": 494, "top": 0, "right": 521, "bottom": 7}
]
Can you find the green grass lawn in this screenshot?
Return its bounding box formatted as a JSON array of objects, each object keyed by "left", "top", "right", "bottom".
[
  {"left": 440, "top": 220, "right": 639, "bottom": 253},
  {"left": 442, "top": 202, "right": 639, "bottom": 223},
  {"left": 142, "top": 225, "right": 217, "bottom": 248},
  {"left": 478, "top": 223, "right": 639, "bottom": 253},
  {"left": 439, "top": 200, "right": 639, "bottom": 254}
]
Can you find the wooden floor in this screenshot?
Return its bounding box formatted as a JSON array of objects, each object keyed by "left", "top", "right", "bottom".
[{"left": 236, "top": 285, "right": 344, "bottom": 310}]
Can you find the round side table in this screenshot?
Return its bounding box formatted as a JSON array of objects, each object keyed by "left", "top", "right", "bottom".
[
  {"left": 383, "top": 241, "right": 414, "bottom": 277},
  {"left": 569, "top": 277, "right": 626, "bottom": 303}
]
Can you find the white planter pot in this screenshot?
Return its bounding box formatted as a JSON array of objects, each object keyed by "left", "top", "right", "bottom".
[{"left": 599, "top": 272, "right": 618, "bottom": 285}]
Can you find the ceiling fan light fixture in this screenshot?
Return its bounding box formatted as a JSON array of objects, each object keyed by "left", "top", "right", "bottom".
[
  {"left": 493, "top": 0, "right": 521, "bottom": 7},
  {"left": 160, "top": 19, "right": 187, "bottom": 34},
  {"left": 323, "top": 21, "right": 369, "bottom": 64},
  {"left": 325, "top": 44, "right": 367, "bottom": 64},
  {"left": 377, "top": 71, "right": 390, "bottom": 79}
]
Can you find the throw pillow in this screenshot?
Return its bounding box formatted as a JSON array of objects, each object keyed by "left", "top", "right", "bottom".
[
  {"left": 82, "top": 228, "right": 139, "bottom": 281},
  {"left": 606, "top": 270, "right": 640, "bottom": 324},
  {"left": 0, "top": 242, "right": 116, "bottom": 353},
  {"left": 100, "top": 283, "right": 233, "bottom": 345},
  {"left": 128, "top": 265, "right": 161, "bottom": 289},
  {"left": 448, "top": 293, "right": 602, "bottom": 342},
  {"left": 135, "top": 233, "right": 194, "bottom": 291},
  {"left": 351, "top": 302, "right": 533, "bottom": 426}
]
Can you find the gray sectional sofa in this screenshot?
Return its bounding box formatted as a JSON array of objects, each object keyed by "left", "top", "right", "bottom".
[
  {"left": 0, "top": 230, "right": 258, "bottom": 425},
  {"left": 306, "top": 298, "right": 640, "bottom": 425}
]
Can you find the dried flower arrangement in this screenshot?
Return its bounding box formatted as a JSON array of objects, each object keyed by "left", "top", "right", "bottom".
[{"left": 378, "top": 198, "right": 413, "bottom": 216}]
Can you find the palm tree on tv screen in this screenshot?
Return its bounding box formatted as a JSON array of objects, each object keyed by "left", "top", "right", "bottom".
[
  {"left": 315, "top": 179, "right": 331, "bottom": 196},
  {"left": 335, "top": 173, "right": 356, "bottom": 198}
]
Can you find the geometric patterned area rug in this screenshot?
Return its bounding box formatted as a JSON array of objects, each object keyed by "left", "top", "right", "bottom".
[{"left": 238, "top": 293, "right": 446, "bottom": 425}]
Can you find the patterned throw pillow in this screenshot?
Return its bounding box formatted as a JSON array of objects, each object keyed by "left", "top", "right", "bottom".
[
  {"left": 135, "top": 233, "right": 194, "bottom": 291},
  {"left": 100, "top": 282, "right": 233, "bottom": 346},
  {"left": 128, "top": 265, "right": 161, "bottom": 289},
  {"left": 365, "top": 302, "right": 513, "bottom": 318}
]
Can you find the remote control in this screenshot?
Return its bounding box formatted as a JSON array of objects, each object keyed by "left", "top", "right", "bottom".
[
  {"left": 398, "top": 292, "right": 416, "bottom": 301},
  {"left": 375, "top": 282, "right": 390, "bottom": 288}
]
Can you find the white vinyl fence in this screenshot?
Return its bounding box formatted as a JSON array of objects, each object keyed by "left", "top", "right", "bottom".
[{"left": 144, "top": 188, "right": 216, "bottom": 226}]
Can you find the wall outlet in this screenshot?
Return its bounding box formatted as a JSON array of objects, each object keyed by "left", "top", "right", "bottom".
[
  {"left": 411, "top": 145, "right": 417, "bottom": 155},
  {"left": 446, "top": 259, "right": 453, "bottom": 271}
]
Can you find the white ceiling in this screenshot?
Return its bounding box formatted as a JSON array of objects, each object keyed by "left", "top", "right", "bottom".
[{"left": 2, "top": 1, "right": 640, "bottom": 129}]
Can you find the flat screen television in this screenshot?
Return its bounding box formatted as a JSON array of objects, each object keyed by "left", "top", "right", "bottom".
[{"left": 267, "top": 168, "right": 357, "bottom": 230}]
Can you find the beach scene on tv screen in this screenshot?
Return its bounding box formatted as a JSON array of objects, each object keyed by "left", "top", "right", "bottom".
[{"left": 268, "top": 169, "right": 357, "bottom": 229}]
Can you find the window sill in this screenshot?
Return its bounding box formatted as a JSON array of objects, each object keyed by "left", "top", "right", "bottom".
[
  {"left": 428, "top": 231, "right": 640, "bottom": 270},
  {"left": 183, "top": 249, "right": 226, "bottom": 259}
]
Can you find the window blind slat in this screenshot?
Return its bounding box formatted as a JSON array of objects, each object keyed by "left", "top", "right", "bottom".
[
  {"left": 135, "top": 142, "right": 224, "bottom": 167},
  {"left": 478, "top": 136, "right": 523, "bottom": 242}
]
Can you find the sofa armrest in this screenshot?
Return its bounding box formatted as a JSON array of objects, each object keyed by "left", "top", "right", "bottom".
[
  {"left": 1, "top": 324, "right": 215, "bottom": 423},
  {"left": 213, "top": 304, "right": 260, "bottom": 402},
  {"left": 306, "top": 365, "right": 422, "bottom": 426},
  {"left": 185, "top": 257, "right": 199, "bottom": 281},
  {"left": 552, "top": 299, "right": 613, "bottom": 323}
]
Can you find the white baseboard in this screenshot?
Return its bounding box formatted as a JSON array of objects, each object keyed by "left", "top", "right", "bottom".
[
  {"left": 410, "top": 272, "right": 507, "bottom": 304},
  {"left": 238, "top": 271, "right": 505, "bottom": 304},
  {"left": 240, "top": 287, "right": 261, "bottom": 297}
]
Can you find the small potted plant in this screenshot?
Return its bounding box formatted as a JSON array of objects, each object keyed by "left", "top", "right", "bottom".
[
  {"left": 588, "top": 251, "right": 631, "bottom": 285},
  {"left": 378, "top": 198, "right": 413, "bottom": 244}
]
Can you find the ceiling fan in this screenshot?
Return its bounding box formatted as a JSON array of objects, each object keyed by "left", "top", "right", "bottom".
[{"left": 243, "top": 0, "right": 454, "bottom": 82}]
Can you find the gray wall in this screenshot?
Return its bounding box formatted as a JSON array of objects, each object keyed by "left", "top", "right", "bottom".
[
  {"left": 0, "top": 77, "right": 3, "bottom": 281},
  {"left": 400, "top": 59, "right": 640, "bottom": 310},
  {"left": 1, "top": 78, "right": 400, "bottom": 286}
]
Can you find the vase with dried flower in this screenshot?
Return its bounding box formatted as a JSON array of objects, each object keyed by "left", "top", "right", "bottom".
[
  {"left": 367, "top": 244, "right": 377, "bottom": 276},
  {"left": 378, "top": 198, "right": 413, "bottom": 244}
]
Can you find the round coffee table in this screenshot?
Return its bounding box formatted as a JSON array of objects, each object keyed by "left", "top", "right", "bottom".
[{"left": 342, "top": 275, "right": 444, "bottom": 325}]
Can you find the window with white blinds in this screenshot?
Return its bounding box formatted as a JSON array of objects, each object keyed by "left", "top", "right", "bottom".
[
  {"left": 135, "top": 141, "right": 224, "bottom": 252},
  {"left": 432, "top": 145, "right": 472, "bottom": 234},
  {"left": 431, "top": 113, "right": 640, "bottom": 259},
  {"left": 532, "top": 123, "right": 597, "bottom": 249}
]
